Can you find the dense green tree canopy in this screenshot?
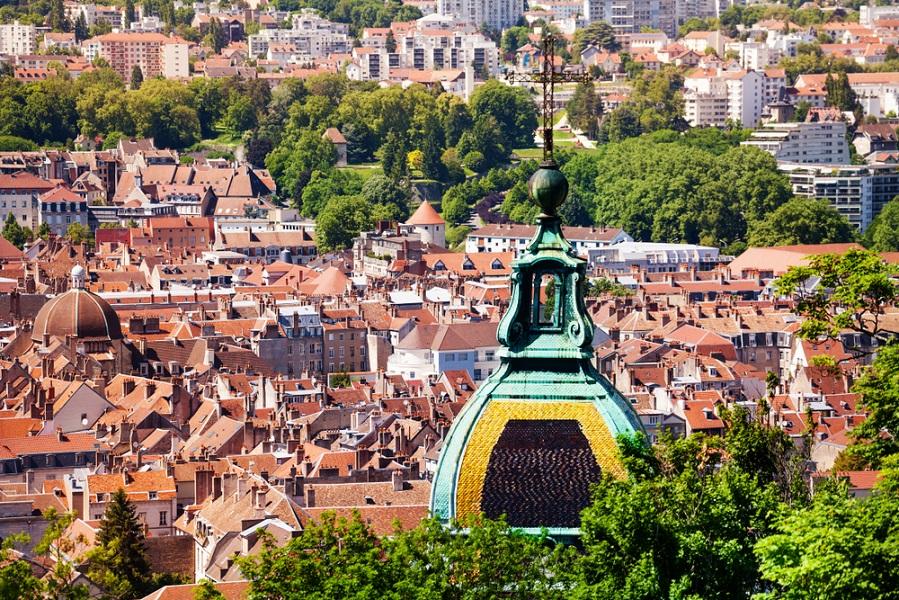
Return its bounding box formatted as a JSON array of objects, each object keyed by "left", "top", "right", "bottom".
[
  {"left": 748, "top": 198, "right": 855, "bottom": 247},
  {"left": 469, "top": 80, "right": 538, "bottom": 150},
  {"left": 865, "top": 196, "right": 899, "bottom": 251}
]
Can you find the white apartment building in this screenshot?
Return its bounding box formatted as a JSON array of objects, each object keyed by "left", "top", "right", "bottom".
[
  {"left": 742, "top": 122, "right": 850, "bottom": 165},
  {"left": 65, "top": 3, "right": 125, "bottom": 29},
  {"left": 684, "top": 76, "right": 728, "bottom": 126},
  {"left": 582, "top": 0, "right": 676, "bottom": 38},
  {"left": 779, "top": 163, "right": 899, "bottom": 230},
  {"left": 685, "top": 69, "right": 765, "bottom": 127},
  {"left": 860, "top": 3, "right": 899, "bottom": 26},
  {"left": 350, "top": 19, "right": 498, "bottom": 83},
  {"left": 586, "top": 242, "right": 721, "bottom": 273},
  {"left": 248, "top": 10, "right": 349, "bottom": 58},
  {"left": 466, "top": 224, "right": 632, "bottom": 258},
  {"left": 0, "top": 21, "right": 36, "bottom": 56},
  {"left": 437, "top": 0, "right": 525, "bottom": 30},
  {"left": 724, "top": 69, "right": 765, "bottom": 127},
  {"left": 725, "top": 41, "right": 776, "bottom": 71}
]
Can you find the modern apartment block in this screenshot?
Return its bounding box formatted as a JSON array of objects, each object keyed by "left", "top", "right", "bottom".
[
  {"left": 82, "top": 32, "right": 189, "bottom": 83},
  {"left": 248, "top": 10, "right": 350, "bottom": 59},
  {"left": 742, "top": 121, "right": 851, "bottom": 165},
  {"left": 350, "top": 19, "right": 498, "bottom": 82},
  {"left": 436, "top": 0, "right": 525, "bottom": 30},
  {"left": 0, "top": 21, "right": 36, "bottom": 56},
  {"left": 684, "top": 69, "right": 766, "bottom": 127},
  {"left": 779, "top": 163, "right": 899, "bottom": 231}
]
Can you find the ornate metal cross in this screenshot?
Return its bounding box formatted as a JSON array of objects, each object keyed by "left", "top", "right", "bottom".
[{"left": 506, "top": 33, "right": 591, "bottom": 164}]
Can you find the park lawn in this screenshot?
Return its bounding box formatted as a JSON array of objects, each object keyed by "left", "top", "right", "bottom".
[
  {"left": 339, "top": 162, "right": 383, "bottom": 180},
  {"left": 513, "top": 147, "right": 543, "bottom": 159}
]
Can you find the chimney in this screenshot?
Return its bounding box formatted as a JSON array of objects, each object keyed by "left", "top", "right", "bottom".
[
  {"left": 212, "top": 474, "right": 223, "bottom": 500},
  {"left": 221, "top": 472, "right": 236, "bottom": 498},
  {"left": 195, "top": 466, "right": 213, "bottom": 504},
  {"left": 391, "top": 469, "right": 403, "bottom": 492},
  {"left": 237, "top": 474, "right": 248, "bottom": 499},
  {"left": 304, "top": 484, "right": 315, "bottom": 508},
  {"left": 254, "top": 486, "right": 266, "bottom": 511}
]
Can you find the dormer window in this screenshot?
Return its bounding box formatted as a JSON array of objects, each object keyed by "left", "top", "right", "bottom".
[
  {"left": 148, "top": 491, "right": 158, "bottom": 500},
  {"left": 491, "top": 259, "right": 503, "bottom": 269},
  {"left": 433, "top": 261, "right": 445, "bottom": 271}
]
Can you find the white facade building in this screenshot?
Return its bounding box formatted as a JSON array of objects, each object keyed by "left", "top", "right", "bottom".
[
  {"left": 248, "top": 10, "right": 349, "bottom": 59},
  {"left": 685, "top": 69, "right": 765, "bottom": 127},
  {"left": 742, "top": 122, "right": 850, "bottom": 165},
  {"left": 466, "top": 224, "right": 632, "bottom": 258},
  {"left": 0, "top": 21, "right": 36, "bottom": 56},
  {"left": 437, "top": 0, "right": 525, "bottom": 30},
  {"left": 779, "top": 163, "right": 899, "bottom": 231},
  {"left": 586, "top": 242, "right": 721, "bottom": 273}
]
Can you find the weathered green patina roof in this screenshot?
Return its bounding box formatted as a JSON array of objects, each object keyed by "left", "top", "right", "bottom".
[{"left": 429, "top": 160, "right": 644, "bottom": 536}]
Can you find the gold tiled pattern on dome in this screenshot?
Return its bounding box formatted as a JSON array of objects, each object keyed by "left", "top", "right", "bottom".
[{"left": 455, "top": 401, "right": 626, "bottom": 519}]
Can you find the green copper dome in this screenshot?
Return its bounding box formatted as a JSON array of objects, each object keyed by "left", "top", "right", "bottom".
[{"left": 430, "top": 162, "right": 644, "bottom": 538}]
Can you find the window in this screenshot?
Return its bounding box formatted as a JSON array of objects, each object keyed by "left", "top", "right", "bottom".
[
  {"left": 328, "top": 348, "right": 334, "bottom": 358},
  {"left": 159, "top": 511, "right": 167, "bottom": 526},
  {"left": 148, "top": 491, "right": 157, "bottom": 500}
]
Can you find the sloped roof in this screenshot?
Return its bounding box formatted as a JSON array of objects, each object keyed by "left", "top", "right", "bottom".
[{"left": 406, "top": 200, "right": 444, "bottom": 226}]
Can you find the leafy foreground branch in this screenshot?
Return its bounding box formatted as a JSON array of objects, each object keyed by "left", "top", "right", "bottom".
[{"left": 238, "top": 415, "right": 899, "bottom": 600}]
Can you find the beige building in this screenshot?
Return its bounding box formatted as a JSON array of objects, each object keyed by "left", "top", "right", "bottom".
[
  {"left": 0, "top": 21, "right": 36, "bottom": 55},
  {"left": 84, "top": 471, "right": 177, "bottom": 536},
  {"left": 82, "top": 32, "right": 189, "bottom": 83}
]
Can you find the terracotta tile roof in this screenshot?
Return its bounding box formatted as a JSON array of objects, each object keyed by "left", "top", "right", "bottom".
[{"left": 87, "top": 471, "right": 176, "bottom": 502}]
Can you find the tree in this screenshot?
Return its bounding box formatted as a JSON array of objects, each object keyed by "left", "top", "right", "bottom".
[
  {"left": 887, "top": 44, "right": 899, "bottom": 62},
  {"left": 87, "top": 488, "right": 151, "bottom": 600},
  {"left": 380, "top": 130, "right": 408, "bottom": 182},
  {"left": 865, "top": 196, "right": 899, "bottom": 251},
  {"left": 265, "top": 128, "right": 336, "bottom": 203},
  {"left": 315, "top": 195, "right": 374, "bottom": 252},
  {"left": 205, "top": 17, "right": 227, "bottom": 54},
  {"left": 0, "top": 534, "right": 42, "bottom": 600},
  {"left": 66, "top": 223, "right": 93, "bottom": 246},
  {"left": 748, "top": 198, "right": 855, "bottom": 247},
  {"left": 573, "top": 21, "right": 620, "bottom": 56},
  {"left": 360, "top": 175, "right": 408, "bottom": 218},
  {"left": 130, "top": 65, "right": 143, "bottom": 90},
  {"left": 193, "top": 579, "right": 225, "bottom": 600},
  {"left": 501, "top": 26, "right": 530, "bottom": 55},
  {"left": 418, "top": 113, "right": 446, "bottom": 180},
  {"left": 755, "top": 480, "right": 899, "bottom": 600},
  {"left": 385, "top": 30, "right": 396, "bottom": 53},
  {"left": 457, "top": 114, "right": 506, "bottom": 171},
  {"left": 2, "top": 213, "right": 27, "bottom": 250},
  {"left": 576, "top": 431, "right": 782, "bottom": 599},
  {"left": 0, "top": 135, "right": 37, "bottom": 151},
  {"left": 825, "top": 71, "right": 859, "bottom": 112},
  {"left": 567, "top": 81, "right": 603, "bottom": 139},
  {"left": 48, "top": 0, "right": 68, "bottom": 31},
  {"left": 73, "top": 13, "right": 88, "bottom": 42},
  {"left": 223, "top": 95, "right": 257, "bottom": 134},
  {"left": 125, "top": 0, "right": 136, "bottom": 25},
  {"left": 469, "top": 80, "right": 538, "bottom": 149},
  {"left": 300, "top": 169, "right": 363, "bottom": 218},
  {"left": 37, "top": 222, "right": 51, "bottom": 240}
]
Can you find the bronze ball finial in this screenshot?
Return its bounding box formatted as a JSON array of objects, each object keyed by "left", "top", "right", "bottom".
[{"left": 528, "top": 161, "right": 568, "bottom": 217}]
